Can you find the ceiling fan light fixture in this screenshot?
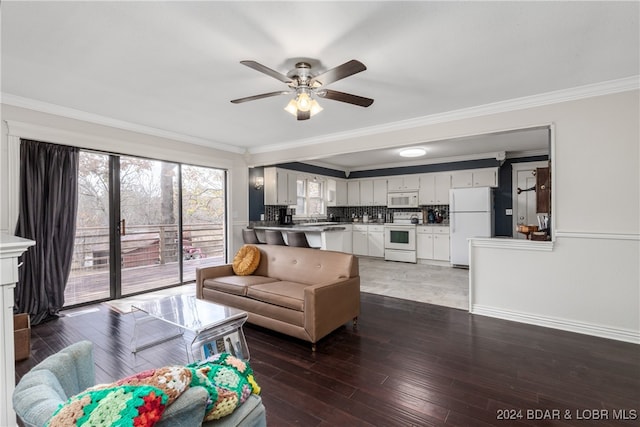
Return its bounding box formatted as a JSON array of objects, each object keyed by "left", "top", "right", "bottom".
[
  {"left": 296, "top": 92, "right": 312, "bottom": 111},
  {"left": 284, "top": 99, "right": 298, "bottom": 116},
  {"left": 399, "top": 147, "right": 427, "bottom": 158},
  {"left": 309, "top": 99, "right": 323, "bottom": 116},
  {"left": 284, "top": 94, "right": 323, "bottom": 118}
]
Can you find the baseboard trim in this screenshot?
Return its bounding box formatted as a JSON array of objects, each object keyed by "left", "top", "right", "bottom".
[{"left": 471, "top": 304, "right": 640, "bottom": 344}]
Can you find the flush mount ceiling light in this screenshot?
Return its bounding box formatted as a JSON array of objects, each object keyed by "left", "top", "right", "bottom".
[
  {"left": 231, "top": 60, "right": 373, "bottom": 120},
  {"left": 399, "top": 147, "right": 427, "bottom": 157}
]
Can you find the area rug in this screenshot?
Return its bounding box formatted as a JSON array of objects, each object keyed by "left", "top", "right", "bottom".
[{"left": 103, "top": 283, "right": 196, "bottom": 314}]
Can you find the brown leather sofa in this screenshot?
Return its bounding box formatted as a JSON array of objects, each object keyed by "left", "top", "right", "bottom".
[{"left": 196, "top": 245, "right": 360, "bottom": 350}]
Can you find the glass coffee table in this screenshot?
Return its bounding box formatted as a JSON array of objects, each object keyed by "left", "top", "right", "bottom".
[{"left": 131, "top": 294, "right": 249, "bottom": 362}]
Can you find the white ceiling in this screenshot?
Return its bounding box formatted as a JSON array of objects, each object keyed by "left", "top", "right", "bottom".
[{"left": 2, "top": 1, "right": 638, "bottom": 170}]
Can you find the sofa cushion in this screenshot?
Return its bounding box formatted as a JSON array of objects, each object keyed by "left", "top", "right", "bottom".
[
  {"left": 203, "top": 276, "right": 278, "bottom": 296},
  {"left": 253, "top": 245, "right": 357, "bottom": 285},
  {"left": 232, "top": 245, "right": 261, "bottom": 276},
  {"left": 247, "top": 281, "right": 308, "bottom": 311}
]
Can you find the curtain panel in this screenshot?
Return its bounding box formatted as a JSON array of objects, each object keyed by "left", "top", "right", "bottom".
[{"left": 15, "top": 139, "right": 79, "bottom": 325}]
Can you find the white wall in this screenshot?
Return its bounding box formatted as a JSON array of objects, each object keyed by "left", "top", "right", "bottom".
[
  {"left": 0, "top": 104, "right": 250, "bottom": 256},
  {"left": 466, "top": 91, "right": 638, "bottom": 343}
]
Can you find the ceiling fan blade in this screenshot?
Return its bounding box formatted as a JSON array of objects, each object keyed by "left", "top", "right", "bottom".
[
  {"left": 310, "top": 60, "right": 367, "bottom": 87},
  {"left": 230, "top": 91, "right": 290, "bottom": 104},
  {"left": 240, "top": 60, "right": 292, "bottom": 84},
  {"left": 297, "top": 109, "right": 310, "bottom": 121},
  {"left": 317, "top": 89, "right": 374, "bottom": 107}
]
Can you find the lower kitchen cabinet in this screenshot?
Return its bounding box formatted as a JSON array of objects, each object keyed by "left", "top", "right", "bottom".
[
  {"left": 368, "top": 225, "right": 384, "bottom": 257},
  {"left": 352, "top": 225, "right": 368, "bottom": 256},
  {"left": 352, "top": 224, "right": 384, "bottom": 257},
  {"left": 417, "top": 226, "right": 450, "bottom": 261}
]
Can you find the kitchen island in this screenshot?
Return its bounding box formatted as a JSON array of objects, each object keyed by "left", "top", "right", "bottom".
[{"left": 251, "top": 223, "right": 352, "bottom": 252}]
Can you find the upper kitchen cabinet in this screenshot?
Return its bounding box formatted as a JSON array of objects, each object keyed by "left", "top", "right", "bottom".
[
  {"left": 373, "top": 179, "right": 387, "bottom": 205},
  {"left": 359, "top": 179, "right": 387, "bottom": 206},
  {"left": 264, "top": 167, "right": 297, "bottom": 205},
  {"left": 336, "top": 180, "right": 348, "bottom": 206},
  {"left": 347, "top": 180, "right": 360, "bottom": 206},
  {"left": 387, "top": 175, "right": 420, "bottom": 191},
  {"left": 327, "top": 178, "right": 349, "bottom": 207},
  {"left": 451, "top": 168, "right": 498, "bottom": 188},
  {"left": 419, "top": 173, "right": 451, "bottom": 205}
]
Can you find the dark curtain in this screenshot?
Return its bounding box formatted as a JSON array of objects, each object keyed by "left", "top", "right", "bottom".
[{"left": 14, "top": 139, "right": 79, "bottom": 325}]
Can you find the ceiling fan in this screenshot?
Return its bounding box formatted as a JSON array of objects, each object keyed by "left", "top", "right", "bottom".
[{"left": 230, "top": 59, "right": 374, "bottom": 120}]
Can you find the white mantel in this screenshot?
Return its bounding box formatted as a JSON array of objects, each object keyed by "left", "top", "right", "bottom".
[{"left": 1, "top": 234, "right": 35, "bottom": 427}]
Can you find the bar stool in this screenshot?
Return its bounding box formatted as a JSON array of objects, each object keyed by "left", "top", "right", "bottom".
[
  {"left": 242, "top": 228, "right": 260, "bottom": 244},
  {"left": 265, "top": 230, "right": 286, "bottom": 245},
  {"left": 286, "top": 231, "right": 310, "bottom": 248}
]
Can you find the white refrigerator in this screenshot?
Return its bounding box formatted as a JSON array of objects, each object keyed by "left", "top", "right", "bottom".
[{"left": 449, "top": 187, "right": 494, "bottom": 266}]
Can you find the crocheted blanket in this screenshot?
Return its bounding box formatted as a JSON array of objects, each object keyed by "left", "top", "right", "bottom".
[{"left": 46, "top": 353, "right": 261, "bottom": 427}]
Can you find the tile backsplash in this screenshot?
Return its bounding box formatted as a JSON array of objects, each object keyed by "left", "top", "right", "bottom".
[{"left": 262, "top": 204, "right": 448, "bottom": 223}]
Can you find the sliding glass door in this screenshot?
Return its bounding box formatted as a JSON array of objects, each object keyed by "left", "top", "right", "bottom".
[
  {"left": 65, "top": 152, "right": 112, "bottom": 304},
  {"left": 181, "top": 165, "right": 227, "bottom": 282},
  {"left": 64, "top": 151, "right": 226, "bottom": 306},
  {"left": 119, "top": 157, "right": 181, "bottom": 295}
]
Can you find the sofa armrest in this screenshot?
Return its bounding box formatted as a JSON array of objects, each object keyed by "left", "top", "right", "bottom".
[
  {"left": 196, "top": 265, "right": 235, "bottom": 298},
  {"left": 303, "top": 277, "right": 360, "bottom": 342}
]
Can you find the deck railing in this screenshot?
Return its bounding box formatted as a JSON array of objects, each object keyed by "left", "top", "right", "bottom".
[{"left": 65, "top": 223, "right": 225, "bottom": 306}]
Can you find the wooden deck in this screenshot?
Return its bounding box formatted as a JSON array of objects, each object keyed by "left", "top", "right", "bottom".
[{"left": 64, "top": 256, "right": 225, "bottom": 306}]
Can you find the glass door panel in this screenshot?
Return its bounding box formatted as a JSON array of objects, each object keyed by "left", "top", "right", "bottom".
[
  {"left": 65, "top": 151, "right": 111, "bottom": 305},
  {"left": 120, "top": 157, "right": 180, "bottom": 295},
  {"left": 181, "top": 165, "right": 227, "bottom": 282}
]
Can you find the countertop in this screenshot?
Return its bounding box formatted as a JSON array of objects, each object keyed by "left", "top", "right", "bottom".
[{"left": 252, "top": 224, "right": 348, "bottom": 232}]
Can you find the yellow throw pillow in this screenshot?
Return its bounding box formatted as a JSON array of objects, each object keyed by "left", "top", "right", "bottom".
[{"left": 232, "top": 245, "right": 261, "bottom": 276}]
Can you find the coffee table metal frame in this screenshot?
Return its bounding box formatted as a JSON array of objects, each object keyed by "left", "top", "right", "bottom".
[{"left": 131, "top": 294, "right": 249, "bottom": 362}]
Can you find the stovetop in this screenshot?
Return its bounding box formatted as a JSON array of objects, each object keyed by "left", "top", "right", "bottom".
[{"left": 387, "top": 211, "right": 422, "bottom": 225}]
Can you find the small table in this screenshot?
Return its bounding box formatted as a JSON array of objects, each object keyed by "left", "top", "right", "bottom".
[{"left": 131, "top": 294, "right": 249, "bottom": 362}]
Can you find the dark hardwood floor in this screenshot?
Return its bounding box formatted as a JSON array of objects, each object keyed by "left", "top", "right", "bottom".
[{"left": 15, "top": 293, "right": 639, "bottom": 426}]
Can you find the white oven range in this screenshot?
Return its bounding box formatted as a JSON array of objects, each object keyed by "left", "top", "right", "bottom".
[{"left": 384, "top": 212, "right": 421, "bottom": 263}]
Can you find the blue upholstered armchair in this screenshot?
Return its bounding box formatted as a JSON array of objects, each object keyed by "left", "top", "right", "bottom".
[{"left": 13, "top": 341, "right": 266, "bottom": 427}]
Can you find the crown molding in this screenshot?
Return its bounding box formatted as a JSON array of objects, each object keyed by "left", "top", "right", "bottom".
[
  {"left": 0, "top": 93, "right": 246, "bottom": 154},
  {"left": 249, "top": 76, "right": 640, "bottom": 155}
]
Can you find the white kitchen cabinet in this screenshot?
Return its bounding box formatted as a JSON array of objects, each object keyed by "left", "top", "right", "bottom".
[
  {"left": 367, "top": 225, "right": 385, "bottom": 257},
  {"left": 416, "top": 226, "right": 450, "bottom": 261},
  {"left": 358, "top": 179, "right": 387, "bottom": 206},
  {"left": 336, "top": 180, "right": 348, "bottom": 206},
  {"left": 451, "top": 171, "right": 473, "bottom": 188},
  {"left": 352, "top": 224, "right": 384, "bottom": 257},
  {"left": 434, "top": 174, "right": 452, "bottom": 204},
  {"left": 352, "top": 224, "right": 368, "bottom": 256},
  {"left": 359, "top": 180, "right": 373, "bottom": 206},
  {"left": 419, "top": 173, "right": 452, "bottom": 205},
  {"left": 433, "top": 228, "right": 450, "bottom": 261},
  {"left": 264, "top": 167, "right": 297, "bottom": 205},
  {"left": 472, "top": 168, "right": 498, "bottom": 187},
  {"left": 387, "top": 175, "right": 419, "bottom": 191},
  {"left": 347, "top": 181, "right": 360, "bottom": 206},
  {"left": 451, "top": 168, "right": 498, "bottom": 188},
  {"left": 416, "top": 228, "right": 434, "bottom": 259},
  {"left": 373, "top": 179, "right": 387, "bottom": 205}
]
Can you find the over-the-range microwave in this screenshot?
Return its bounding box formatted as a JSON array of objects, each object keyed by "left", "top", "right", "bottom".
[{"left": 387, "top": 192, "right": 419, "bottom": 208}]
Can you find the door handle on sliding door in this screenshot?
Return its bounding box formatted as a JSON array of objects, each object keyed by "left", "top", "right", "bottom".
[{"left": 119, "top": 219, "right": 126, "bottom": 236}]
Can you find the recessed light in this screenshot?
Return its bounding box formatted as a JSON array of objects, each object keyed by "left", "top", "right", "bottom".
[{"left": 399, "top": 147, "right": 426, "bottom": 157}]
